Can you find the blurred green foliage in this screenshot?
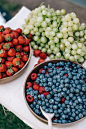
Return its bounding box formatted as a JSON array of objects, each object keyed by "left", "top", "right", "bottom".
[
  {"left": 0, "top": 0, "right": 19, "bottom": 12},
  {"left": 0, "top": 104, "right": 32, "bottom": 129}
]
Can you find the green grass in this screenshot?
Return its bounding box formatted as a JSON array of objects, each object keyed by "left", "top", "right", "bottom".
[
  {"left": 0, "top": 0, "right": 19, "bottom": 12},
  {"left": 0, "top": 104, "right": 32, "bottom": 129}
]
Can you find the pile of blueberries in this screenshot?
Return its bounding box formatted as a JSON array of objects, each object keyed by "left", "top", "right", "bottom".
[{"left": 25, "top": 61, "right": 86, "bottom": 124}]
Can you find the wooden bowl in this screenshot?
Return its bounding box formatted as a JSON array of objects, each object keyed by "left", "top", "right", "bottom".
[
  {"left": 0, "top": 44, "right": 31, "bottom": 84},
  {"left": 24, "top": 59, "right": 86, "bottom": 126}
]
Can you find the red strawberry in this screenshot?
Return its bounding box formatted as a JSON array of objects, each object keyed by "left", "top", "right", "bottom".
[
  {"left": 39, "top": 87, "right": 45, "bottom": 94},
  {"left": 26, "top": 95, "right": 34, "bottom": 102},
  {"left": 39, "top": 68, "right": 44, "bottom": 73},
  {"left": 45, "top": 71, "right": 49, "bottom": 74},
  {"left": 43, "top": 92, "right": 49, "bottom": 97},
  {"left": 33, "top": 84, "right": 40, "bottom": 90},
  {"left": 84, "top": 78, "right": 86, "bottom": 83},
  {"left": 56, "top": 67, "right": 60, "bottom": 69},
  {"left": 64, "top": 74, "right": 68, "bottom": 78},
  {"left": 84, "top": 91, "right": 86, "bottom": 94},
  {"left": 26, "top": 82, "right": 32, "bottom": 88},
  {"left": 34, "top": 64, "right": 39, "bottom": 67},
  {"left": 31, "top": 73, "right": 37, "bottom": 80},
  {"left": 38, "top": 59, "right": 45, "bottom": 64},
  {"left": 34, "top": 50, "right": 41, "bottom": 57},
  {"left": 61, "top": 97, "right": 65, "bottom": 103},
  {"left": 40, "top": 53, "right": 47, "bottom": 59},
  {"left": 69, "top": 66, "right": 72, "bottom": 68}
]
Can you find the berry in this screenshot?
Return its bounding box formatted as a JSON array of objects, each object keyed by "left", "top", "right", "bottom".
[
  {"left": 64, "top": 74, "right": 68, "bottom": 77},
  {"left": 38, "top": 58, "right": 45, "bottom": 64},
  {"left": 40, "top": 53, "right": 47, "bottom": 59},
  {"left": 33, "top": 84, "right": 40, "bottom": 90},
  {"left": 39, "top": 68, "right": 44, "bottom": 73},
  {"left": 43, "top": 92, "right": 49, "bottom": 97},
  {"left": 56, "top": 67, "right": 60, "bottom": 69},
  {"left": 84, "top": 78, "right": 86, "bottom": 82},
  {"left": 34, "top": 50, "right": 41, "bottom": 57},
  {"left": 26, "top": 95, "right": 34, "bottom": 102},
  {"left": 26, "top": 82, "right": 32, "bottom": 88},
  {"left": 31, "top": 73, "right": 37, "bottom": 80},
  {"left": 39, "top": 87, "right": 45, "bottom": 94},
  {"left": 61, "top": 97, "right": 65, "bottom": 103}
]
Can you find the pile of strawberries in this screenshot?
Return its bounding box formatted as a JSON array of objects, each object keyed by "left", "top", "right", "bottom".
[
  {"left": 34, "top": 50, "right": 47, "bottom": 66},
  {"left": 0, "top": 25, "right": 32, "bottom": 79}
]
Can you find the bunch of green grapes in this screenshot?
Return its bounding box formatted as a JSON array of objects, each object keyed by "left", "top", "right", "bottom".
[{"left": 22, "top": 5, "right": 86, "bottom": 63}]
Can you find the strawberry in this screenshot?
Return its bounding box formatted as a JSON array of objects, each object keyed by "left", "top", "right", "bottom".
[
  {"left": 43, "top": 92, "right": 49, "bottom": 97},
  {"left": 38, "top": 59, "right": 45, "bottom": 64},
  {"left": 61, "top": 97, "right": 65, "bottom": 103},
  {"left": 39, "top": 68, "right": 44, "bottom": 73},
  {"left": 26, "top": 95, "right": 34, "bottom": 102},
  {"left": 39, "top": 87, "right": 45, "bottom": 94},
  {"left": 56, "top": 67, "right": 60, "bottom": 69},
  {"left": 31, "top": 73, "right": 37, "bottom": 80},
  {"left": 34, "top": 50, "right": 41, "bottom": 57},
  {"left": 26, "top": 82, "right": 32, "bottom": 89},
  {"left": 64, "top": 74, "right": 68, "bottom": 78},
  {"left": 84, "top": 78, "right": 86, "bottom": 83},
  {"left": 33, "top": 84, "right": 40, "bottom": 90},
  {"left": 40, "top": 53, "right": 47, "bottom": 59}
]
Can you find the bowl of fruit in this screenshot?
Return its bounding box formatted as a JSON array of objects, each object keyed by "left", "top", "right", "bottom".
[
  {"left": 0, "top": 25, "right": 32, "bottom": 84},
  {"left": 22, "top": 5, "right": 86, "bottom": 63},
  {"left": 24, "top": 59, "right": 86, "bottom": 125}
]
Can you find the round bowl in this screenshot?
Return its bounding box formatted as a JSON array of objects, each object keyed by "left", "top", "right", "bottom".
[
  {"left": 0, "top": 44, "right": 31, "bottom": 84},
  {"left": 24, "top": 59, "right": 86, "bottom": 126}
]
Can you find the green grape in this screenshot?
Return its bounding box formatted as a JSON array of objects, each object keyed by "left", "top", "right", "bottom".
[
  {"left": 57, "top": 33, "right": 63, "bottom": 38},
  {"left": 65, "top": 53, "right": 70, "bottom": 59},
  {"left": 42, "top": 48, "right": 47, "bottom": 53},
  {"left": 61, "top": 9, "right": 66, "bottom": 15},
  {"left": 84, "top": 54, "right": 86, "bottom": 59},
  {"left": 53, "top": 47, "right": 60, "bottom": 54},
  {"left": 49, "top": 54, "right": 55, "bottom": 59},
  {"left": 78, "top": 57, "right": 84, "bottom": 62},
  {"left": 68, "top": 37, "right": 74, "bottom": 43},
  {"left": 33, "top": 45, "right": 38, "bottom": 49},
  {"left": 47, "top": 49, "right": 52, "bottom": 54},
  {"left": 56, "top": 52, "right": 61, "bottom": 58},
  {"left": 69, "top": 56, "right": 75, "bottom": 61},
  {"left": 41, "top": 37, "right": 47, "bottom": 43},
  {"left": 65, "top": 14, "right": 71, "bottom": 21},
  {"left": 30, "top": 41, "right": 35, "bottom": 47},
  {"left": 39, "top": 46, "right": 42, "bottom": 50},
  {"left": 60, "top": 44, "right": 65, "bottom": 51},
  {"left": 34, "top": 36, "right": 39, "bottom": 41}
]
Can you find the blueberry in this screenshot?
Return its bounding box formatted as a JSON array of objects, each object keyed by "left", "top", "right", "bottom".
[
  {"left": 54, "top": 97, "right": 60, "bottom": 102},
  {"left": 42, "top": 101, "right": 45, "bottom": 106},
  {"left": 46, "top": 94, "right": 52, "bottom": 99},
  {"left": 45, "top": 108, "right": 49, "bottom": 113},
  {"left": 33, "top": 101, "right": 36, "bottom": 106},
  {"left": 36, "top": 104, "right": 40, "bottom": 109},
  {"left": 55, "top": 114, "right": 59, "bottom": 118},
  {"left": 40, "top": 94, "right": 45, "bottom": 100},
  {"left": 49, "top": 105, "right": 53, "bottom": 109},
  {"left": 30, "top": 104, "right": 34, "bottom": 109},
  {"left": 75, "top": 116, "right": 79, "bottom": 121},
  {"left": 43, "top": 65, "right": 48, "bottom": 69},
  {"left": 53, "top": 88, "right": 58, "bottom": 93},
  {"left": 49, "top": 99, "right": 54, "bottom": 104},
  {"left": 53, "top": 105, "right": 58, "bottom": 110},
  {"left": 37, "top": 100, "right": 42, "bottom": 105},
  {"left": 53, "top": 119, "right": 58, "bottom": 123},
  {"left": 49, "top": 109, "right": 53, "bottom": 113},
  {"left": 48, "top": 63, "right": 53, "bottom": 67},
  {"left": 48, "top": 82, "right": 53, "bottom": 86},
  {"left": 45, "top": 87, "right": 50, "bottom": 91}
]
